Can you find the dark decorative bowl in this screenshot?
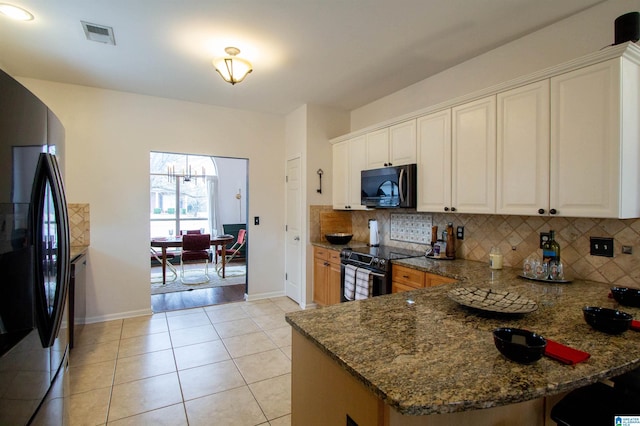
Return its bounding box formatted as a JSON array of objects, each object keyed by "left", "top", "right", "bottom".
[
  {"left": 583, "top": 307, "right": 632, "bottom": 334},
  {"left": 611, "top": 287, "right": 640, "bottom": 308},
  {"left": 493, "top": 327, "right": 547, "bottom": 364},
  {"left": 325, "top": 233, "right": 353, "bottom": 245}
]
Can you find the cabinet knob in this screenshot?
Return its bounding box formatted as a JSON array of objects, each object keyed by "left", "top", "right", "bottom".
[
  {"left": 388, "top": 162, "right": 392, "bottom": 166},
  {"left": 444, "top": 207, "right": 449, "bottom": 212},
  {"left": 550, "top": 208, "right": 557, "bottom": 215},
  {"left": 384, "top": 163, "right": 388, "bottom": 167},
  {"left": 538, "top": 208, "right": 545, "bottom": 214},
  {"left": 451, "top": 207, "right": 456, "bottom": 212}
]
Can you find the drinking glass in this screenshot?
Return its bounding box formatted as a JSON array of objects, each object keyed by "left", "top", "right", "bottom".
[{"left": 168, "top": 229, "right": 174, "bottom": 237}]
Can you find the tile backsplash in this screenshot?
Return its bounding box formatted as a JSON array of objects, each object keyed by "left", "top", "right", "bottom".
[
  {"left": 68, "top": 203, "right": 90, "bottom": 247},
  {"left": 309, "top": 205, "right": 640, "bottom": 287}
]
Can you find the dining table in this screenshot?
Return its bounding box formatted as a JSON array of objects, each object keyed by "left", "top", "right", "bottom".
[{"left": 151, "top": 234, "right": 235, "bottom": 284}]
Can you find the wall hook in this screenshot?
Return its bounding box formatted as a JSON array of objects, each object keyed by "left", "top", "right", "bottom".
[{"left": 317, "top": 169, "right": 324, "bottom": 194}]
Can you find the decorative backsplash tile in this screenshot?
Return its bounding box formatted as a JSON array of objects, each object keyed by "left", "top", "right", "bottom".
[
  {"left": 68, "top": 203, "right": 90, "bottom": 247},
  {"left": 309, "top": 205, "right": 640, "bottom": 288},
  {"left": 390, "top": 213, "right": 432, "bottom": 244}
]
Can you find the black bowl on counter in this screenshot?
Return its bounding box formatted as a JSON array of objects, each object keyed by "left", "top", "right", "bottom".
[
  {"left": 325, "top": 233, "right": 353, "bottom": 245},
  {"left": 611, "top": 287, "right": 640, "bottom": 308},
  {"left": 583, "top": 307, "right": 632, "bottom": 334},
  {"left": 493, "top": 327, "right": 547, "bottom": 364}
]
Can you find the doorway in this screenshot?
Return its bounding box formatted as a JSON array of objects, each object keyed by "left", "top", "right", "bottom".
[{"left": 149, "top": 151, "right": 249, "bottom": 312}]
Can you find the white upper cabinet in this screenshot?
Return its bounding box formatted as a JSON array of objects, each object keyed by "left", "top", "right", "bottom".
[
  {"left": 388, "top": 120, "right": 417, "bottom": 166},
  {"left": 332, "top": 136, "right": 368, "bottom": 210},
  {"left": 332, "top": 141, "right": 349, "bottom": 210},
  {"left": 497, "top": 80, "right": 550, "bottom": 215},
  {"left": 416, "top": 110, "right": 451, "bottom": 212},
  {"left": 365, "top": 120, "right": 416, "bottom": 169},
  {"left": 365, "top": 128, "right": 389, "bottom": 169},
  {"left": 331, "top": 43, "right": 640, "bottom": 218},
  {"left": 550, "top": 57, "right": 639, "bottom": 218},
  {"left": 451, "top": 96, "right": 496, "bottom": 214}
]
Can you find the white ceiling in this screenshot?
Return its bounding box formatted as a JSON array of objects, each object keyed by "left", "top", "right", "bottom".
[{"left": 0, "top": 0, "right": 607, "bottom": 115}]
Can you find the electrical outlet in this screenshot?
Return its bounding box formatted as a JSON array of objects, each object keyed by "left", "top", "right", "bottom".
[
  {"left": 456, "top": 226, "right": 464, "bottom": 240},
  {"left": 254, "top": 216, "right": 260, "bottom": 225},
  {"left": 590, "top": 237, "right": 614, "bottom": 257},
  {"left": 539, "top": 232, "right": 550, "bottom": 249}
]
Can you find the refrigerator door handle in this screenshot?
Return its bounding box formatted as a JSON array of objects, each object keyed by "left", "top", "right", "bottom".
[{"left": 30, "top": 153, "right": 70, "bottom": 348}]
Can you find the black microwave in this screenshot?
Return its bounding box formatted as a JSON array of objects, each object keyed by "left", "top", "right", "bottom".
[{"left": 361, "top": 164, "right": 417, "bottom": 208}]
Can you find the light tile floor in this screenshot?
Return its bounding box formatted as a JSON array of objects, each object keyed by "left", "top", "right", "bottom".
[{"left": 68, "top": 296, "right": 302, "bottom": 425}]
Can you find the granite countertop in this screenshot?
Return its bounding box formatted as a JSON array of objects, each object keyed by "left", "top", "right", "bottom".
[
  {"left": 286, "top": 257, "right": 640, "bottom": 416},
  {"left": 70, "top": 245, "right": 88, "bottom": 262},
  {"left": 311, "top": 240, "right": 369, "bottom": 250}
]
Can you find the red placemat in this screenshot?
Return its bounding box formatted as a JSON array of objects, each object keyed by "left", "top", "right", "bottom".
[{"left": 544, "top": 339, "right": 590, "bottom": 365}]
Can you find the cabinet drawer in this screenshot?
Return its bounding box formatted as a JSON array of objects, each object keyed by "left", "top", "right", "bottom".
[
  {"left": 392, "top": 265, "right": 425, "bottom": 288},
  {"left": 392, "top": 282, "right": 418, "bottom": 294},
  {"left": 328, "top": 250, "right": 341, "bottom": 264},
  {"left": 427, "top": 273, "right": 456, "bottom": 287},
  {"left": 314, "top": 247, "right": 330, "bottom": 261}
]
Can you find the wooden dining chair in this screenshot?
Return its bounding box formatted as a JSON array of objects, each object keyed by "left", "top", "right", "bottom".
[{"left": 180, "top": 233, "right": 211, "bottom": 283}]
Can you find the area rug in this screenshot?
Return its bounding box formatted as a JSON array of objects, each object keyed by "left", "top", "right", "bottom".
[{"left": 151, "top": 264, "right": 246, "bottom": 295}]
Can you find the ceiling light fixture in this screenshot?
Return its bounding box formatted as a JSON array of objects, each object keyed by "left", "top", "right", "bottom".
[
  {"left": 0, "top": 3, "right": 34, "bottom": 21},
  {"left": 213, "top": 47, "right": 253, "bottom": 85}
]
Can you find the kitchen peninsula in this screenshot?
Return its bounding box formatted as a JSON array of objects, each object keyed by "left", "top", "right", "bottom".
[{"left": 286, "top": 259, "right": 640, "bottom": 425}]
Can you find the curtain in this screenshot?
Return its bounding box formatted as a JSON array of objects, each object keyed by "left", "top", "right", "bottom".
[{"left": 207, "top": 176, "right": 222, "bottom": 236}]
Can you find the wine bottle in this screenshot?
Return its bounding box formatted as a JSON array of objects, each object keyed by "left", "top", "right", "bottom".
[{"left": 542, "top": 230, "right": 561, "bottom": 264}]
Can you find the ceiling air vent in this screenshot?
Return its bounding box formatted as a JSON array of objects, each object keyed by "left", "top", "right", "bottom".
[{"left": 81, "top": 21, "right": 116, "bottom": 45}]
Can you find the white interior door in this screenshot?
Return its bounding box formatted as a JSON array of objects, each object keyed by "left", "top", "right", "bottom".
[{"left": 285, "top": 157, "right": 302, "bottom": 303}]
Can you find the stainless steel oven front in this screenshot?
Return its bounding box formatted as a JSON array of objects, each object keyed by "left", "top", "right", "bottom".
[{"left": 339, "top": 250, "right": 390, "bottom": 302}]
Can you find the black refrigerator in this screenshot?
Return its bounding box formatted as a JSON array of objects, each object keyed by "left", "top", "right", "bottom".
[{"left": 0, "top": 69, "right": 71, "bottom": 424}]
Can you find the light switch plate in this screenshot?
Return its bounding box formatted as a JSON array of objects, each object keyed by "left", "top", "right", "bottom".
[{"left": 590, "top": 237, "right": 613, "bottom": 257}]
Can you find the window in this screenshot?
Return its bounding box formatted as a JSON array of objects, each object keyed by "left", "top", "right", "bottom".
[{"left": 150, "top": 152, "right": 217, "bottom": 237}]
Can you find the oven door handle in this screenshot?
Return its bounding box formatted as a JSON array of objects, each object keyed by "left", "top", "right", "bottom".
[{"left": 340, "top": 262, "right": 386, "bottom": 278}]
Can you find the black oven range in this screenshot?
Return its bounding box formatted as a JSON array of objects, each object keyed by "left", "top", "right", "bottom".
[{"left": 340, "top": 245, "right": 425, "bottom": 302}]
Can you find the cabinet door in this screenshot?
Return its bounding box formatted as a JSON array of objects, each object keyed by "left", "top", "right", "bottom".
[
  {"left": 389, "top": 120, "right": 417, "bottom": 166},
  {"left": 365, "top": 128, "right": 389, "bottom": 169},
  {"left": 550, "top": 60, "right": 620, "bottom": 218},
  {"left": 332, "top": 141, "right": 349, "bottom": 209},
  {"left": 417, "top": 110, "right": 451, "bottom": 212},
  {"left": 327, "top": 261, "right": 342, "bottom": 305},
  {"left": 313, "top": 257, "right": 328, "bottom": 306},
  {"left": 497, "top": 80, "right": 550, "bottom": 215},
  {"left": 348, "top": 136, "right": 368, "bottom": 210},
  {"left": 452, "top": 96, "right": 496, "bottom": 214}
]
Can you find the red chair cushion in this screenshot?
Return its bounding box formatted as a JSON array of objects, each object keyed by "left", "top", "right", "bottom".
[{"left": 181, "top": 251, "right": 209, "bottom": 261}]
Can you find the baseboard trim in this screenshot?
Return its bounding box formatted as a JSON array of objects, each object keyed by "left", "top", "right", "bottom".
[
  {"left": 246, "top": 290, "right": 285, "bottom": 301},
  {"left": 83, "top": 308, "right": 153, "bottom": 324}
]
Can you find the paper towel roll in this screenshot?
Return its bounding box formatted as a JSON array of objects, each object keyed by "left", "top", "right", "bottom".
[{"left": 369, "top": 219, "right": 379, "bottom": 247}]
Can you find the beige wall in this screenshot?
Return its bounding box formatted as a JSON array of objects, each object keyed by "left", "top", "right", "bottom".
[
  {"left": 285, "top": 104, "right": 349, "bottom": 306},
  {"left": 19, "top": 78, "right": 286, "bottom": 322},
  {"left": 350, "top": 0, "right": 640, "bottom": 130}
]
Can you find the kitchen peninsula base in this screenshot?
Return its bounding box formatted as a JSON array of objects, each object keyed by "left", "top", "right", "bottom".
[{"left": 292, "top": 329, "right": 562, "bottom": 426}]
